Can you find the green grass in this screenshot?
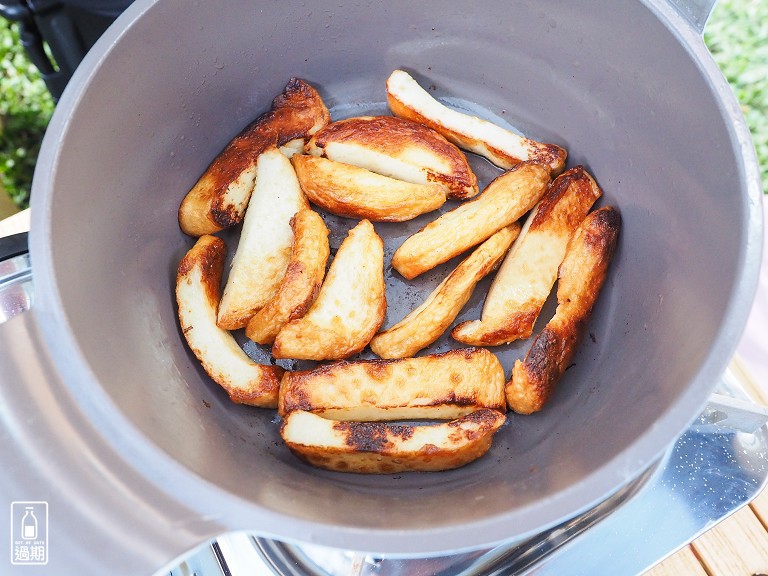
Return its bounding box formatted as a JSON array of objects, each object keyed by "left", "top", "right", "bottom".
[
  {"left": 0, "top": 20, "right": 54, "bottom": 208},
  {"left": 705, "top": 0, "right": 768, "bottom": 194},
  {"left": 0, "top": 2, "right": 766, "bottom": 209}
]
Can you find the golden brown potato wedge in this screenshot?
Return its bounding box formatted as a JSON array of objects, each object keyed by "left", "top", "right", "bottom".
[
  {"left": 281, "top": 408, "right": 506, "bottom": 473},
  {"left": 386, "top": 70, "right": 566, "bottom": 175},
  {"left": 176, "top": 235, "right": 283, "bottom": 407},
  {"left": 245, "top": 209, "right": 330, "bottom": 344},
  {"left": 306, "top": 115, "right": 479, "bottom": 199},
  {"left": 292, "top": 155, "right": 446, "bottom": 222},
  {"left": 391, "top": 161, "right": 550, "bottom": 280},
  {"left": 507, "top": 206, "right": 621, "bottom": 414},
  {"left": 278, "top": 347, "right": 506, "bottom": 420},
  {"left": 272, "top": 219, "right": 386, "bottom": 360},
  {"left": 178, "top": 78, "right": 329, "bottom": 236},
  {"left": 217, "top": 147, "right": 309, "bottom": 330},
  {"left": 452, "top": 166, "right": 603, "bottom": 346},
  {"left": 370, "top": 226, "right": 518, "bottom": 359}
]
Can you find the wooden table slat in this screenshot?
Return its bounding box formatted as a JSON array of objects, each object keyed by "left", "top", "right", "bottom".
[
  {"left": 691, "top": 505, "right": 768, "bottom": 575},
  {"left": 732, "top": 355, "right": 768, "bottom": 406},
  {"left": 749, "top": 487, "right": 768, "bottom": 531},
  {"left": 643, "top": 545, "right": 710, "bottom": 576}
]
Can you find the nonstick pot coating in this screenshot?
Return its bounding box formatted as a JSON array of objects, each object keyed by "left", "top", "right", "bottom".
[{"left": 28, "top": 0, "right": 761, "bottom": 553}]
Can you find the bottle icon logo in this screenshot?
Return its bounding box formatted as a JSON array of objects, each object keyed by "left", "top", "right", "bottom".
[
  {"left": 21, "top": 507, "right": 37, "bottom": 540},
  {"left": 10, "top": 502, "right": 48, "bottom": 565}
]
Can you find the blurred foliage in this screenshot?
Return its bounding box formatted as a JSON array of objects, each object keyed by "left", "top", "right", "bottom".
[
  {"left": 0, "top": 1, "right": 765, "bottom": 210},
  {"left": 705, "top": 0, "right": 768, "bottom": 193},
  {"left": 0, "top": 18, "right": 54, "bottom": 208}
]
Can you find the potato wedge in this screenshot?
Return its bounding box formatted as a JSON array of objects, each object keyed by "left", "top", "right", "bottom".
[
  {"left": 278, "top": 347, "right": 506, "bottom": 420},
  {"left": 281, "top": 408, "right": 506, "bottom": 473},
  {"left": 217, "top": 147, "right": 309, "bottom": 330},
  {"left": 272, "top": 219, "right": 386, "bottom": 360},
  {"left": 292, "top": 155, "right": 446, "bottom": 222},
  {"left": 391, "top": 161, "right": 550, "bottom": 280},
  {"left": 452, "top": 166, "right": 603, "bottom": 346},
  {"left": 386, "top": 70, "right": 566, "bottom": 175},
  {"left": 176, "top": 235, "right": 283, "bottom": 407},
  {"left": 306, "top": 115, "right": 479, "bottom": 199},
  {"left": 370, "top": 227, "right": 518, "bottom": 359},
  {"left": 279, "top": 137, "right": 306, "bottom": 159},
  {"left": 178, "top": 78, "right": 329, "bottom": 236},
  {"left": 245, "top": 209, "right": 330, "bottom": 344},
  {"left": 507, "top": 206, "right": 621, "bottom": 414}
]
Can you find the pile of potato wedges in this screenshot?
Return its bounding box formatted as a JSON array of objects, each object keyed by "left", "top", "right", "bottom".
[{"left": 175, "top": 71, "right": 621, "bottom": 474}]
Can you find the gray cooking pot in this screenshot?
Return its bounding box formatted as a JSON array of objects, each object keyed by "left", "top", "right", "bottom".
[{"left": 0, "top": 0, "right": 762, "bottom": 573}]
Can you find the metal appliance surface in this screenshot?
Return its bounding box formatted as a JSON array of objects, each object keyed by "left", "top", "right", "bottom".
[{"left": 0, "top": 0, "right": 763, "bottom": 573}]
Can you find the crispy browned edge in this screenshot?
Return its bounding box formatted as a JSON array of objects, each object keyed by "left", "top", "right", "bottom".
[
  {"left": 308, "top": 115, "right": 479, "bottom": 199},
  {"left": 281, "top": 408, "right": 506, "bottom": 473},
  {"left": 451, "top": 165, "right": 602, "bottom": 346},
  {"left": 176, "top": 235, "right": 284, "bottom": 406},
  {"left": 506, "top": 206, "right": 621, "bottom": 414},
  {"left": 278, "top": 347, "right": 506, "bottom": 416},
  {"left": 387, "top": 90, "right": 566, "bottom": 176},
  {"left": 177, "top": 235, "right": 227, "bottom": 307},
  {"left": 178, "top": 78, "right": 330, "bottom": 236},
  {"left": 244, "top": 209, "right": 330, "bottom": 344}
]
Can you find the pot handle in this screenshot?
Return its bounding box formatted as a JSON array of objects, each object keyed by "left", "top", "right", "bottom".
[
  {"left": 0, "top": 311, "right": 224, "bottom": 575},
  {"left": 664, "top": 0, "right": 717, "bottom": 34},
  {"left": 0, "top": 232, "right": 33, "bottom": 326}
]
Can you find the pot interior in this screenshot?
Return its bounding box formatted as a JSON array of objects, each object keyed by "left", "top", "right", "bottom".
[{"left": 31, "top": 0, "right": 757, "bottom": 551}]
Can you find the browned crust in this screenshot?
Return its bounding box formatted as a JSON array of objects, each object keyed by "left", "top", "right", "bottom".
[
  {"left": 332, "top": 412, "right": 505, "bottom": 449},
  {"left": 225, "top": 367, "right": 284, "bottom": 406},
  {"left": 278, "top": 347, "right": 506, "bottom": 417},
  {"left": 177, "top": 235, "right": 227, "bottom": 304},
  {"left": 178, "top": 78, "right": 330, "bottom": 236},
  {"left": 530, "top": 165, "right": 596, "bottom": 228},
  {"left": 176, "top": 235, "right": 284, "bottom": 407},
  {"left": 387, "top": 92, "right": 566, "bottom": 176},
  {"left": 453, "top": 304, "right": 540, "bottom": 346},
  {"left": 506, "top": 206, "right": 621, "bottom": 414},
  {"left": 308, "top": 115, "right": 479, "bottom": 199},
  {"left": 245, "top": 209, "right": 331, "bottom": 344},
  {"left": 281, "top": 408, "right": 506, "bottom": 473},
  {"left": 519, "top": 141, "right": 567, "bottom": 175}
]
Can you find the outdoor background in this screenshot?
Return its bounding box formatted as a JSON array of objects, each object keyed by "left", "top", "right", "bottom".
[{"left": 0, "top": 0, "right": 766, "bottom": 214}]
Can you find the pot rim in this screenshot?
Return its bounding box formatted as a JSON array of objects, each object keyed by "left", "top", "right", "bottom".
[{"left": 25, "top": 0, "right": 764, "bottom": 556}]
